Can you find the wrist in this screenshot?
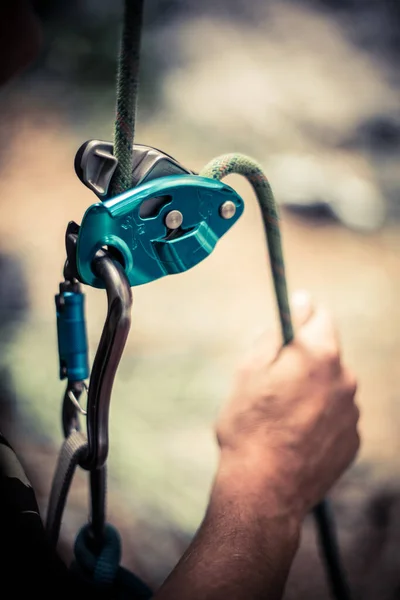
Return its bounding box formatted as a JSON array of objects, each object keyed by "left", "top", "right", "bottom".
[
  {"left": 155, "top": 451, "right": 303, "bottom": 600},
  {"left": 213, "top": 449, "right": 304, "bottom": 534}
]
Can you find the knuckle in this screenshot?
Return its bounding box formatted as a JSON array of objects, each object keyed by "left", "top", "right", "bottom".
[
  {"left": 352, "top": 403, "right": 361, "bottom": 424},
  {"left": 214, "top": 418, "right": 228, "bottom": 448},
  {"left": 215, "top": 427, "right": 223, "bottom": 448},
  {"left": 356, "top": 426, "right": 361, "bottom": 446},
  {"left": 343, "top": 428, "right": 360, "bottom": 466},
  {"left": 322, "top": 345, "right": 341, "bottom": 368},
  {"left": 353, "top": 428, "right": 361, "bottom": 455},
  {"left": 347, "top": 412, "right": 361, "bottom": 457},
  {"left": 346, "top": 371, "right": 358, "bottom": 396}
]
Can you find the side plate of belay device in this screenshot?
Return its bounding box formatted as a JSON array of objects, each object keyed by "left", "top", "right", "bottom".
[{"left": 76, "top": 174, "right": 244, "bottom": 288}]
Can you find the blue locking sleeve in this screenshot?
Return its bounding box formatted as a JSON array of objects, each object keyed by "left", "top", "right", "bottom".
[{"left": 56, "top": 290, "right": 89, "bottom": 382}]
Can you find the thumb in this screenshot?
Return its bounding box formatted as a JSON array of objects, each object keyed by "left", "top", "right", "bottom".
[{"left": 290, "top": 290, "right": 314, "bottom": 331}]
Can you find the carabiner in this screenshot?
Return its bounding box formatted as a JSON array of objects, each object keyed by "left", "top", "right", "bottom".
[
  {"left": 51, "top": 248, "right": 132, "bottom": 548},
  {"left": 57, "top": 240, "right": 132, "bottom": 470},
  {"left": 82, "top": 248, "right": 132, "bottom": 471}
]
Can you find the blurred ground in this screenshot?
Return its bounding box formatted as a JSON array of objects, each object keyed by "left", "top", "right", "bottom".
[{"left": 1, "top": 0, "right": 400, "bottom": 597}]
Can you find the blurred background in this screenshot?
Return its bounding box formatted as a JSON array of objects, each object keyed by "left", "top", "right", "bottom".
[{"left": 1, "top": 0, "right": 400, "bottom": 597}]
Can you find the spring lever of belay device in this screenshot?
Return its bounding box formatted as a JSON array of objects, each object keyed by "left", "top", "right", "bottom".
[{"left": 47, "top": 243, "right": 132, "bottom": 549}]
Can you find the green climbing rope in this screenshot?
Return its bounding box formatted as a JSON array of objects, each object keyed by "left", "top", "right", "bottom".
[
  {"left": 200, "top": 153, "right": 293, "bottom": 344},
  {"left": 201, "top": 153, "right": 351, "bottom": 600},
  {"left": 109, "top": 0, "right": 145, "bottom": 197}
]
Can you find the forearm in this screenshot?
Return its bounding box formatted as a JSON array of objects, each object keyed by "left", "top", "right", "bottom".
[{"left": 153, "top": 459, "right": 301, "bottom": 600}]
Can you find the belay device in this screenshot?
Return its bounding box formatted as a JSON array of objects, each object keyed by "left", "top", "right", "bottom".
[{"left": 47, "top": 2, "right": 353, "bottom": 599}]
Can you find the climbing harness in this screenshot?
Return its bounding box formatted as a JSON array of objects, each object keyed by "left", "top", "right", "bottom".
[{"left": 47, "top": 1, "right": 352, "bottom": 599}]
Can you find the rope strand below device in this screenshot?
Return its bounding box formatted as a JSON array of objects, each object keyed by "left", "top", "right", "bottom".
[{"left": 200, "top": 153, "right": 352, "bottom": 600}]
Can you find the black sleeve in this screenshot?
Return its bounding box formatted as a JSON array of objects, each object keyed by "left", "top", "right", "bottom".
[{"left": 0, "top": 432, "right": 74, "bottom": 598}]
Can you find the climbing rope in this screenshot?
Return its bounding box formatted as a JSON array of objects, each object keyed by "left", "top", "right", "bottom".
[
  {"left": 200, "top": 154, "right": 293, "bottom": 342},
  {"left": 109, "top": 0, "right": 145, "bottom": 197},
  {"left": 200, "top": 153, "right": 351, "bottom": 600}
]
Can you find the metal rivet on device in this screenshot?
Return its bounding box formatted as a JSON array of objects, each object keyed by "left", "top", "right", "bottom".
[
  {"left": 219, "top": 200, "right": 236, "bottom": 219},
  {"left": 165, "top": 210, "right": 183, "bottom": 230}
]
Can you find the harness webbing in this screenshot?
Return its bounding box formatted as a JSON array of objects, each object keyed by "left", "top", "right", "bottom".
[
  {"left": 46, "top": 431, "right": 89, "bottom": 547},
  {"left": 46, "top": 431, "right": 153, "bottom": 598}
]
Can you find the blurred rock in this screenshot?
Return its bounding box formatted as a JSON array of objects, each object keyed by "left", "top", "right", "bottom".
[{"left": 269, "top": 153, "right": 386, "bottom": 231}]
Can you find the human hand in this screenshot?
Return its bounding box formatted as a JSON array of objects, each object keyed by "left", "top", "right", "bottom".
[{"left": 215, "top": 291, "right": 360, "bottom": 521}]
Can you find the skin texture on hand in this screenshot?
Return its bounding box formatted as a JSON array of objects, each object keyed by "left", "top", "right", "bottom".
[
  {"left": 216, "top": 290, "right": 360, "bottom": 521},
  {"left": 154, "top": 291, "right": 360, "bottom": 600}
]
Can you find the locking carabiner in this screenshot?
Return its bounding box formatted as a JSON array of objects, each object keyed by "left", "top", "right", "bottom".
[
  {"left": 58, "top": 225, "right": 132, "bottom": 469},
  {"left": 49, "top": 247, "right": 132, "bottom": 548},
  {"left": 83, "top": 248, "right": 132, "bottom": 471}
]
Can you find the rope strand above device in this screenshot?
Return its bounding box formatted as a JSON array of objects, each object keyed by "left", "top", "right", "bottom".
[{"left": 110, "top": 0, "right": 145, "bottom": 197}]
